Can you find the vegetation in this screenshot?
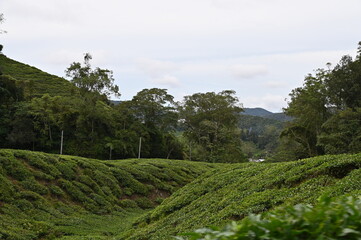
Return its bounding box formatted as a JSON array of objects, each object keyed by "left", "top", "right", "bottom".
[
  {"left": 1, "top": 18, "right": 361, "bottom": 239},
  {"left": 179, "top": 90, "right": 246, "bottom": 163},
  {"left": 239, "top": 114, "right": 284, "bottom": 159},
  {"left": 0, "top": 54, "right": 248, "bottom": 162},
  {"left": 0, "top": 149, "right": 214, "bottom": 239},
  {"left": 127, "top": 153, "right": 361, "bottom": 239},
  {"left": 181, "top": 196, "right": 361, "bottom": 240},
  {"left": 278, "top": 42, "right": 361, "bottom": 161}
]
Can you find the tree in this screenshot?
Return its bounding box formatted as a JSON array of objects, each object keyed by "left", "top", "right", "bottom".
[
  {"left": 318, "top": 108, "right": 361, "bottom": 154},
  {"left": 279, "top": 42, "right": 361, "bottom": 160},
  {"left": 179, "top": 90, "right": 245, "bottom": 163},
  {"left": 131, "top": 88, "right": 177, "bottom": 130},
  {"left": 281, "top": 69, "right": 330, "bottom": 158},
  {"left": 65, "top": 53, "right": 120, "bottom": 98},
  {"left": 325, "top": 45, "right": 361, "bottom": 110},
  {"left": 0, "top": 13, "right": 6, "bottom": 35},
  {"left": 128, "top": 88, "right": 181, "bottom": 158}
]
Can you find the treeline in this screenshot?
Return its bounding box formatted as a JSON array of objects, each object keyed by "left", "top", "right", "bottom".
[
  {"left": 1, "top": 42, "right": 361, "bottom": 162},
  {"left": 0, "top": 54, "right": 246, "bottom": 163},
  {"left": 274, "top": 42, "right": 361, "bottom": 161}
]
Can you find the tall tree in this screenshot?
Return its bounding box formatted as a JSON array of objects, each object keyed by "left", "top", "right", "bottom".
[
  {"left": 318, "top": 108, "right": 361, "bottom": 154},
  {"left": 129, "top": 88, "right": 181, "bottom": 158},
  {"left": 179, "top": 90, "right": 245, "bottom": 163},
  {"left": 0, "top": 13, "right": 6, "bottom": 35},
  {"left": 281, "top": 69, "right": 330, "bottom": 158},
  {"left": 65, "top": 53, "right": 120, "bottom": 98},
  {"left": 64, "top": 54, "right": 120, "bottom": 158},
  {"left": 325, "top": 43, "right": 361, "bottom": 110},
  {"left": 279, "top": 42, "right": 361, "bottom": 160}
]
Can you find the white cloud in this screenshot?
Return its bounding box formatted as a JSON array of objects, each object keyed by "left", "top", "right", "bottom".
[
  {"left": 136, "top": 58, "right": 178, "bottom": 77},
  {"left": 264, "top": 81, "right": 288, "bottom": 89},
  {"left": 242, "top": 95, "right": 286, "bottom": 112},
  {"left": 230, "top": 64, "right": 268, "bottom": 80},
  {"left": 135, "top": 58, "right": 181, "bottom": 87},
  {"left": 153, "top": 75, "right": 180, "bottom": 87}
]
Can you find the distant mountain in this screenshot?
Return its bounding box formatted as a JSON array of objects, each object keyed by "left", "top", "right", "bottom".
[
  {"left": 242, "top": 108, "right": 292, "bottom": 122},
  {"left": 265, "top": 112, "right": 293, "bottom": 122},
  {"left": 242, "top": 108, "right": 273, "bottom": 117}
]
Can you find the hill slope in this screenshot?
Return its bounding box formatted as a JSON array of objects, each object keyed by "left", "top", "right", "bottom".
[
  {"left": 127, "top": 153, "right": 361, "bottom": 239},
  {"left": 242, "top": 108, "right": 292, "bottom": 122},
  {"left": 0, "top": 54, "right": 76, "bottom": 97},
  {"left": 0, "top": 149, "right": 215, "bottom": 239}
]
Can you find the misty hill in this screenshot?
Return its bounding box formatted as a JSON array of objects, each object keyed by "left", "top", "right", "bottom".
[{"left": 242, "top": 107, "right": 293, "bottom": 122}]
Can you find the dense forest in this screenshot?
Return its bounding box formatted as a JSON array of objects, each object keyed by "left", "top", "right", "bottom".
[{"left": 1, "top": 42, "right": 361, "bottom": 163}]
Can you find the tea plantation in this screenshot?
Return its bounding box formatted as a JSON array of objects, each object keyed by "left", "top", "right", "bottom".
[
  {"left": 127, "top": 153, "right": 361, "bottom": 239},
  {"left": 0, "top": 149, "right": 215, "bottom": 239},
  {"left": 1, "top": 149, "right": 361, "bottom": 239}
]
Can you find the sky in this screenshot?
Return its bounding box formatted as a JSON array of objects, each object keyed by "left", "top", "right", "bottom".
[{"left": 1, "top": 0, "right": 361, "bottom": 112}]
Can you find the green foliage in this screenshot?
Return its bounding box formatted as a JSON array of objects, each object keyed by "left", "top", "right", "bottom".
[
  {"left": 65, "top": 53, "right": 120, "bottom": 98},
  {"left": 179, "top": 90, "right": 245, "bottom": 163},
  {"left": 180, "top": 196, "right": 361, "bottom": 240},
  {"left": 128, "top": 153, "right": 361, "bottom": 239},
  {"left": 0, "top": 149, "right": 212, "bottom": 238},
  {"left": 0, "top": 55, "right": 76, "bottom": 98},
  {"left": 280, "top": 42, "right": 361, "bottom": 160},
  {"left": 318, "top": 107, "right": 361, "bottom": 154}
]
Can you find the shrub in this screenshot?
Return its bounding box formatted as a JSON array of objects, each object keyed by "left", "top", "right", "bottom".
[
  {"left": 119, "top": 199, "right": 138, "bottom": 209},
  {"left": 49, "top": 185, "right": 65, "bottom": 197},
  {"left": 135, "top": 197, "right": 154, "bottom": 209},
  {"left": 179, "top": 196, "right": 361, "bottom": 240},
  {"left": 20, "top": 179, "right": 49, "bottom": 195}
]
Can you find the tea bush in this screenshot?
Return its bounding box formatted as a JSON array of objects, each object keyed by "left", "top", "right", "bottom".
[{"left": 180, "top": 196, "right": 361, "bottom": 240}]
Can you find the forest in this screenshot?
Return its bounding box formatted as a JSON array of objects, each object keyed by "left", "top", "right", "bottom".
[{"left": 1, "top": 43, "right": 361, "bottom": 163}]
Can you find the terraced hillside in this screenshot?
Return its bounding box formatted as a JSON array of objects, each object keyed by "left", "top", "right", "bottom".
[
  {"left": 0, "top": 54, "right": 76, "bottom": 97},
  {"left": 2, "top": 149, "right": 361, "bottom": 239},
  {"left": 0, "top": 149, "right": 215, "bottom": 239},
  {"left": 127, "top": 153, "right": 361, "bottom": 239}
]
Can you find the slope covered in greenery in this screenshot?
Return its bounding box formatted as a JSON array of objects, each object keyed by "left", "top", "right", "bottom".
[
  {"left": 0, "top": 149, "right": 214, "bottom": 239},
  {"left": 0, "top": 54, "right": 76, "bottom": 97},
  {"left": 127, "top": 153, "right": 361, "bottom": 239}
]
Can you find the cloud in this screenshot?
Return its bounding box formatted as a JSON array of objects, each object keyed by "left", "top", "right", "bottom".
[
  {"left": 264, "top": 81, "right": 288, "bottom": 89},
  {"left": 135, "top": 58, "right": 181, "bottom": 87},
  {"left": 230, "top": 64, "right": 268, "bottom": 79},
  {"left": 153, "top": 75, "right": 180, "bottom": 87},
  {"left": 136, "top": 58, "right": 178, "bottom": 77},
  {"left": 242, "top": 94, "right": 286, "bottom": 112}
]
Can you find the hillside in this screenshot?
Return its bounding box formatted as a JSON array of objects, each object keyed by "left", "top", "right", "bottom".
[
  {"left": 242, "top": 108, "right": 292, "bottom": 122},
  {"left": 0, "top": 54, "right": 76, "bottom": 97},
  {"left": 127, "top": 153, "right": 361, "bottom": 239},
  {"left": 1, "top": 149, "right": 361, "bottom": 239},
  {"left": 0, "top": 149, "right": 215, "bottom": 239}
]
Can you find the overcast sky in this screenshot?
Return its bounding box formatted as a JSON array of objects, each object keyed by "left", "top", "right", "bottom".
[{"left": 1, "top": 0, "right": 360, "bottom": 112}]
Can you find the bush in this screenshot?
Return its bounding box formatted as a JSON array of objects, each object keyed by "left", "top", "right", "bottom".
[
  {"left": 20, "top": 179, "right": 49, "bottom": 195},
  {"left": 135, "top": 197, "right": 154, "bottom": 209},
  {"left": 49, "top": 185, "right": 65, "bottom": 197},
  {"left": 179, "top": 196, "right": 361, "bottom": 240},
  {"left": 119, "top": 199, "right": 138, "bottom": 209}
]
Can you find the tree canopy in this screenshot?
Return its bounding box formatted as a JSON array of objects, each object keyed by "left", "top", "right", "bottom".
[
  {"left": 179, "top": 90, "right": 246, "bottom": 163},
  {"left": 278, "top": 42, "right": 361, "bottom": 160}
]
